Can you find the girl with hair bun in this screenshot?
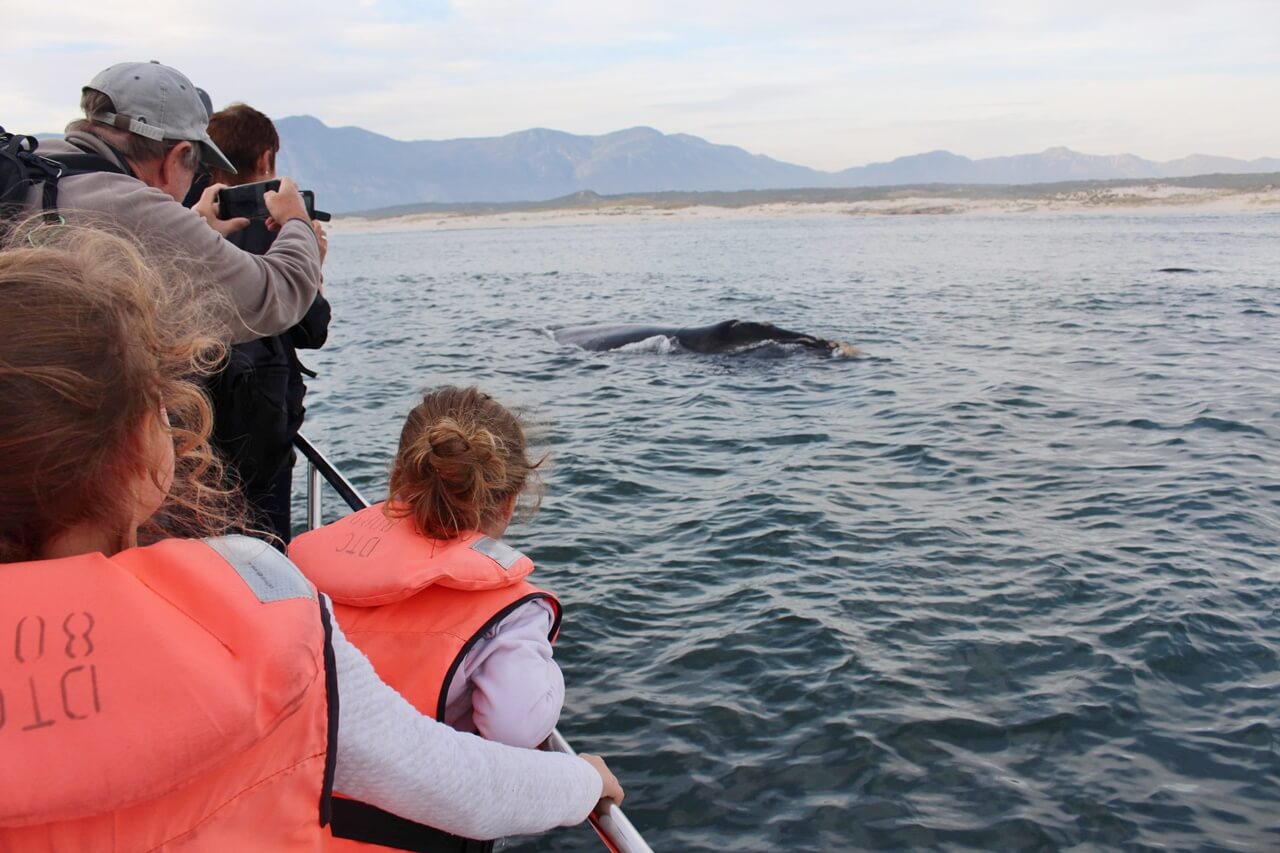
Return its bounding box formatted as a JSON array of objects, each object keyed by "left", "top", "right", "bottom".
[{"left": 290, "top": 386, "right": 568, "bottom": 849}]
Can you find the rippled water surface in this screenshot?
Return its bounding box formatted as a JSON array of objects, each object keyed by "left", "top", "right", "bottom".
[{"left": 301, "top": 212, "right": 1279, "bottom": 851}]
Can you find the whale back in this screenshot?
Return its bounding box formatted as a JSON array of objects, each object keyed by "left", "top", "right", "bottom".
[
  {"left": 553, "top": 323, "right": 677, "bottom": 351},
  {"left": 554, "top": 320, "right": 860, "bottom": 357}
]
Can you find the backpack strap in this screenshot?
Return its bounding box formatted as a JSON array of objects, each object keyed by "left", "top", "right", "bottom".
[
  {"left": 45, "top": 151, "right": 127, "bottom": 175},
  {"left": 0, "top": 128, "right": 64, "bottom": 222},
  {"left": 0, "top": 127, "right": 127, "bottom": 223}
]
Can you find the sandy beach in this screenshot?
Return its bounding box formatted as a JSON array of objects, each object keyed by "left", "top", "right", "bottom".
[{"left": 329, "top": 184, "right": 1280, "bottom": 234}]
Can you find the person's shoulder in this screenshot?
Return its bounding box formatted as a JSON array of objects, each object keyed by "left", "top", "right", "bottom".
[
  {"left": 59, "top": 173, "right": 211, "bottom": 242},
  {"left": 31, "top": 136, "right": 76, "bottom": 155},
  {"left": 58, "top": 167, "right": 145, "bottom": 191},
  {"left": 485, "top": 596, "right": 557, "bottom": 639},
  {"left": 28, "top": 136, "right": 138, "bottom": 195},
  {"left": 57, "top": 168, "right": 167, "bottom": 208},
  {"left": 204, "top": 534, "right": 316, "bottom": 604}
]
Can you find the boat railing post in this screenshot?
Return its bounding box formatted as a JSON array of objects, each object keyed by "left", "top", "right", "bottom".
[{"left": 307, "top": 458, "right": 323, "bottom": 532}]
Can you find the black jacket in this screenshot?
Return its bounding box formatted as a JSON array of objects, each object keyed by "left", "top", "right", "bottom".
[{"left": 185, "top": 173, "right": 330, "bottom": 489}]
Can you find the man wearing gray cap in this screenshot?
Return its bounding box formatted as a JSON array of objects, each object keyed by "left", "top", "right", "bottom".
[{"left": 29, "top": 60, "right": 323, "bottom": 344}]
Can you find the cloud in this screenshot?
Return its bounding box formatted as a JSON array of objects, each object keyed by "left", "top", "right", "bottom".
[{"left": 5, "top": 0, "right": 1278, "bottom": 168}]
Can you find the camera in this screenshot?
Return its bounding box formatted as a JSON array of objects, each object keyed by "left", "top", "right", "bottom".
[{"left": 215, "top": 179, "right": 331, "bottom": 222}]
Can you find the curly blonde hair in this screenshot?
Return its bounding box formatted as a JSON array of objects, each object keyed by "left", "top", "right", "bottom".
[{"left": 0, "top": 222, "right": 243, "bottom": 561}]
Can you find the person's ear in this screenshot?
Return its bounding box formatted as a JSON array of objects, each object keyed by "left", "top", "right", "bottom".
[
  {"left": 159, "top": 141, "right": 195, "bottom": 200},
  {"left": 163, "top": 141, "right": 193, "bottom": 175},
  {"left": 255, "top": 148, "right": 275, "bottom": 180},
  {"left": 128, "top": 407, "right": 176, "bottom": 530}
]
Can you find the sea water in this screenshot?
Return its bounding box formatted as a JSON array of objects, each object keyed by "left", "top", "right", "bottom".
[{"left": 299, "top": 211, "right": 1279, "bottom": 851}]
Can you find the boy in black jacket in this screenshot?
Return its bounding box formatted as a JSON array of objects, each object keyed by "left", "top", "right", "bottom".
[{"left": 194, "top": 103, "right": 331, "bottom": 545}]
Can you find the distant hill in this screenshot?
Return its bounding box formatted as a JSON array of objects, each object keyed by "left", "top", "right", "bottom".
[
  {"left": 275, "top": 118, "right": 823, "bottom": 212},
  {"left": 833, "top": 147, "right": 1280, "bottom": 186},
  {"left": 264, "top": 116, "right": 1280, "bottom": 212}
]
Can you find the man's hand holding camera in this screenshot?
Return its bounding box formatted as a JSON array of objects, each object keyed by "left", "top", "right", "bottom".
[
  {"left": 194, "top": 177, "right": 327, "bottom": 264},
  {"left": 193, "top": 181, "right": 251, "bottom": 238},
  {"left": 261, "top": 177, "right": 311, "bottom": 227},
  {"left": 264, "top": 178, "right": 329, "bottom": 264}
]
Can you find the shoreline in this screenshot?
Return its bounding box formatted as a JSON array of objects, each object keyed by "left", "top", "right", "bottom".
[{"left": 328, "top": 185, "right": 1280, "bottom": 234}]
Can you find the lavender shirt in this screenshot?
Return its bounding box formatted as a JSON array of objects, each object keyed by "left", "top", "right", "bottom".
[{"left": 440, "top": 599, "right": 565, "bottom": 748}]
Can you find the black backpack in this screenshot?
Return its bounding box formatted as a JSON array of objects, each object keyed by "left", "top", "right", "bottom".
[{"left": 0, "top": 126, "right": 124, "bottom": 221}]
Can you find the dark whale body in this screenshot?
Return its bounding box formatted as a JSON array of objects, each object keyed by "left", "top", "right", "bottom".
[{"left": 553, "top": 320, "right": 858, "bottom": 356}]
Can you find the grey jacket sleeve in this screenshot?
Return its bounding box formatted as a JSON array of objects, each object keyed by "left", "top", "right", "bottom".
[{"left": 54, "top": 171, "right": 322, "bottom": 344}]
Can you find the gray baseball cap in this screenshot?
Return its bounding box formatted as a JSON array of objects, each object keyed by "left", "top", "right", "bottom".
[{"left": 84, "top": 61, "right": 236, "bottom": 174}]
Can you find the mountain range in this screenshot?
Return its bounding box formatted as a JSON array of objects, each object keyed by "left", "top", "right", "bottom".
[{"left": 266, "top": 116, "right": 1279, "bottom": 212}]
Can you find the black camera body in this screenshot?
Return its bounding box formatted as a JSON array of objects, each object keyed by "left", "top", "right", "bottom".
[{"left": 215, "top": 179, "right": 331, "bottom": 222}]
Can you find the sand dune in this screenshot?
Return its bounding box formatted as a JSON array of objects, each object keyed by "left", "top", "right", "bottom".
[{"left": 329, "top": 184, "right": 1280, "bottom": 234}]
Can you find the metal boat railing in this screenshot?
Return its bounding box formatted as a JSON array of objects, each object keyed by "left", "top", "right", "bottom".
[{"left": 294, "top": 432, "right": 655, "bottom": 853}]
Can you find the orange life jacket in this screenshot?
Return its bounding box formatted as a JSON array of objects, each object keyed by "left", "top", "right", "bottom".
[
  {"left": 289, "top": 503, "right": 561, "bottom": 853},
  {"left": 0, "top": 535, "right": 336, "bottom": 852}
]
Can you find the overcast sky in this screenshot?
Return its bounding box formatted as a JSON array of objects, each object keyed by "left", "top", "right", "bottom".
[{"left": 7, "top": 0, "right": 1278, "bottom": 170}]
